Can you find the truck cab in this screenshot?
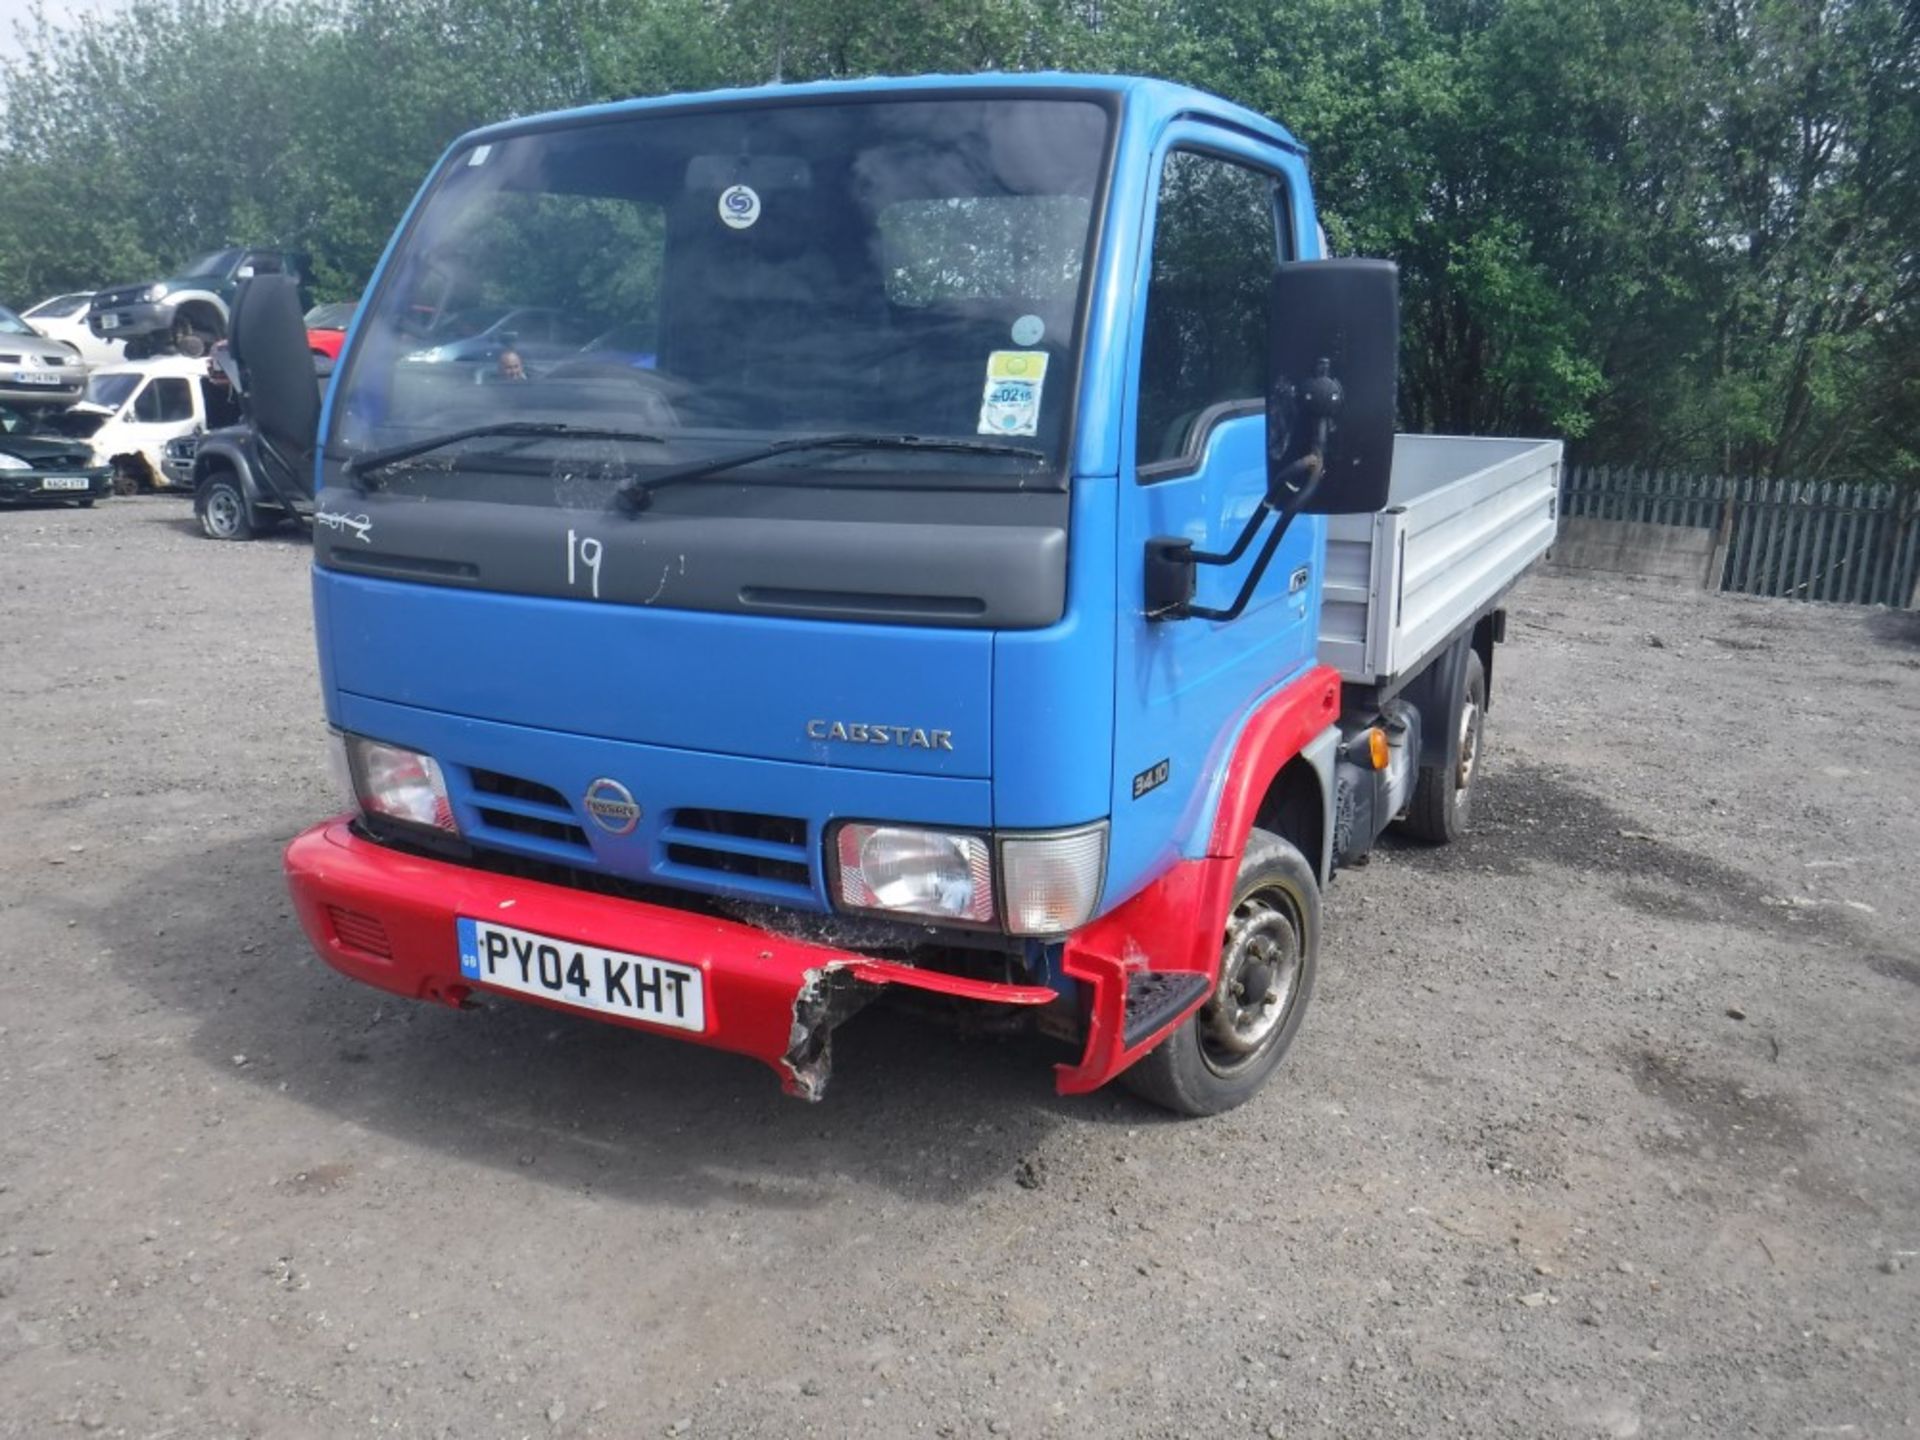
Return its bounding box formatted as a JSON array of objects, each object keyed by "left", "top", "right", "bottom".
[{"left": 261, "top": 75, "right": 1558, "bottom": 1113}]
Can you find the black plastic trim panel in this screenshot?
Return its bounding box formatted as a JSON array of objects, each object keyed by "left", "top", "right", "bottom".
[{"left": 314, "top": 481, "right": 1068, "bottom": 629}]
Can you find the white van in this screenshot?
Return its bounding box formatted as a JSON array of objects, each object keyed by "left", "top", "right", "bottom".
[{"left": 40, "top": 355, "right": 242, "bottom": 492}]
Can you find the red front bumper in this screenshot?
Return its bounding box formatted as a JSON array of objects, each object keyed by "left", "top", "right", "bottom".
[{"left": 284, "top": 819, "right": 1064, "bottom": 1097}]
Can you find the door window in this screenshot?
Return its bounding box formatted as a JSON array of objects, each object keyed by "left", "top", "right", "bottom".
[
  {"left": 1136, "top": 149, "right": 1284, "bottom": 467},
  {"left": 133, "top": 377, "right": 194, "bottom": 423}
]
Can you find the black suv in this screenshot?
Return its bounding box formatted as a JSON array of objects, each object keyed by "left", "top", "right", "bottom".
[{"left": 89, "top": 247, "right": 311, "bottom": 359}]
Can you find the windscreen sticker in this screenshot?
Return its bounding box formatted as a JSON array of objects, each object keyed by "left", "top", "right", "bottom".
[
  {"left": 1010, "top": 313, "right": 1045, "bottom": 346},
  {"left": 466, "top": 144, "right": 492, "bottom": 168},
  {"left": 977, "top": 350, "right": 1049, "bottom": 438},
  {"left": 718, "top": 184, "right": 761, "bottom": 229}
]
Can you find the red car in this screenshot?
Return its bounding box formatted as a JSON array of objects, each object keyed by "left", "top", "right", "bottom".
[{"left": 304, "top": 299, "right": 358, "bottom": 360}]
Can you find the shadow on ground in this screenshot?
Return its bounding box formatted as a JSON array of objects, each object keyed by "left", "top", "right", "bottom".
[
  {"left": 1379, "top": 761, "right": 1877, "bottom": 947},
  {"left": 81, "top": 829, "right": 1144, "bottom": 1214}
]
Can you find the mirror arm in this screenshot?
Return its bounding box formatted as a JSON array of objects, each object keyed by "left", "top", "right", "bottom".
[
  {"left": 1186, "top": 501, "right": 1271, "bottom": 568},
  {"left": 1180, "top": 507, "right": 1298, "bottom": 623},
  {"left": 1147, "top": 396, "right": 1336, "bottom": 623}
]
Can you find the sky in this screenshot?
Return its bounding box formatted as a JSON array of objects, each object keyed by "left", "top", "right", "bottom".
[{"left": 0, "top": 0, "right": 138, "bottom": 67}]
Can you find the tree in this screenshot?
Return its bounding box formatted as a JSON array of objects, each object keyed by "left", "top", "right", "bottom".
[{"left": 1, "top": 0, "right": 1912, "bottom": 481}]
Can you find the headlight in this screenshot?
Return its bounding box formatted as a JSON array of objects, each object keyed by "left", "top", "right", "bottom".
[
  {"left": 830, "top": 820, "right": 1110, "bottom": 934},
  {"left": 999, "top": 824, "right": 1108, "bottom": 936},
  {"left": 143, "top": 283, "right": 170, "bottom": 302},
  {"left": 337, "top": 731, "right": 458, "bottom": 835},
  {"left": 834, "top": 824, "right": 994, "bottom": 925},
  {"left": 404, "top": 346, "right": 446, "bottom": 363},
  {"left": 0, "top": 452, "right": 29, "bottom": 471}
]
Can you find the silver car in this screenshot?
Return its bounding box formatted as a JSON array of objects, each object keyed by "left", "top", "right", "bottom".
[{"left": 0, "top": 305, "right": 87, "bottom": 409}]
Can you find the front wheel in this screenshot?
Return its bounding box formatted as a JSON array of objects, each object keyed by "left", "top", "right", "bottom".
[
  {"left": 1401, "top": 648, "right": 1487, "bottom": 843},
  {"left": 1122, "top": 828, "right": 1319, "bottom": 1116},
  {"left": 195, "top": 472, "right": 253, "bottom": 540}
]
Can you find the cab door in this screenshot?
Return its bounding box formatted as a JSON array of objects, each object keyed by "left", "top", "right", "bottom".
[{"left": 1105, "top": 132, "right": 1326, "bottom": 902}]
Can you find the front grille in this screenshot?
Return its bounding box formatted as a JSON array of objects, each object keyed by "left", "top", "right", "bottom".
[
  {"left": 0, "top": 354, "right": 17, "bottom": 364},
  {"left": 471, "top": 769, "right": 568, "bottom": 807},
  {"left": 464, "top": 766, "right": 591, "bottom": 857},
  {"left": 480, "top": 809, "right": 588, "bottom": 846},
  {"left": 450, "top": 771, "right": 818, "bottom": 905},
  {"left": 660, "top": 807, "right": 813, "bottom": 896},
  {"left": 672, "top": 808, "right": 806, "bottom": 847}
]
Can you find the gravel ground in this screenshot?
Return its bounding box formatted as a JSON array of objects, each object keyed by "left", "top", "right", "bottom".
[{"left": 2, "top": 496, "right": 1917, "bottom": 1440}]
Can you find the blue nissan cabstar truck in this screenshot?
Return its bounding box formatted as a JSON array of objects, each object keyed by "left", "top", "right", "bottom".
[{"left": 237, "top": 73, "right": 1561, "bottom": 1115}]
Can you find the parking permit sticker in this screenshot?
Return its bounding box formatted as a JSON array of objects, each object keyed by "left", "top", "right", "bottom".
[
  {"left": 977, "top": 350, "right": 1049, "bottom": 437},
  {"left": 718, "top": 184, "right": 761, "bottom": 229},
  {"left": 1011, "top": 313, "right": 1045, "bottom": 346}
]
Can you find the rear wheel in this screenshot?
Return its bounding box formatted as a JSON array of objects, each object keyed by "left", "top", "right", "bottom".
[
  {"left": 1122, "top": 828, "right": 1319, "bottom": 1117},
  {"left": 1402, "top": 649, "right": 1487, "bottom": 843},
  {"left": 195, "top": 471, "right": 253, "bottom": 540}
]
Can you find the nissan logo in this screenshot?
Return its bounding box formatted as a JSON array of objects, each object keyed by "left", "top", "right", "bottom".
[{"left": 582, "top": 777, "right": 642, "bottom": 835}]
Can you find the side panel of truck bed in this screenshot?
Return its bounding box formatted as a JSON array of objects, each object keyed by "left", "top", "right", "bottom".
[{"left": 1319, "top": 435, "right": 1562, "bottom": 687}]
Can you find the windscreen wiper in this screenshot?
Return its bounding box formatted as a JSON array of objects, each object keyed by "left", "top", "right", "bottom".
[
  {"left": 612, "top": 433, "right": 1047, "bottom": 512},
  {"left": 345, "top": 421, "right": 666, "bottom": 490}
]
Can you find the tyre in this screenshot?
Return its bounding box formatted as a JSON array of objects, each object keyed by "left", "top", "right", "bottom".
[
  {"left": 1402, "top": 649, "right": 1487, "bottom": 843},
  {"left": 110, "top": 462, "right": 141, "bottom": 496},
  {"left": 76, "top": 498, "right": 95, "bottom": 508},
  {"left": 172, "top": 307, "right": 223, "bottom": 354},
  {"left": 123, "top": 335, "right": 153, "bottom": 361},
  {"left": 195, "top": 471, "right": 253, "bottom": 540},
  {"left": 1122, "top": 828, "right": 1319, "bottom": 1116}
]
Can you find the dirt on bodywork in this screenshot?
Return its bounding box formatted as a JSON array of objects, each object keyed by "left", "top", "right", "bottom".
[{"left": 0, "top": 504, "right": 1916, "bottom": 1438}]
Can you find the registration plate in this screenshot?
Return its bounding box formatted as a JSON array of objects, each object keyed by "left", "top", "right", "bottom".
[
  {"left": 41, "top": 476, "right": 88, "bottom": 491},
  {"left": 11, "top": 371, "right": 61, "bottom": 385},
  {"left": 455, "top": 917, "right": 705, "bottom": 1031},
  {"left": 98, "top": 314, "right": 118, "bottom": 330}
]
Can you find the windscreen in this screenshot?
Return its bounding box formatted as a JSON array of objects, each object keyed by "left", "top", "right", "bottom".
[
  {"left": 0, "top": 307, "right": 31, "bottom": 336},
  {"left": 180, "top": 249, "right": 241, "bottom": 278},
  {"left": 305, "top": 301, "right": 358, "bottom": 329},
  {"left": 84, "top": 374, "right": 139, "bottom": 411},
  {"left": 331, "top": 96, "right": 1112, "bottom": 489},
  {"left": 26, "top": 295, "right": 89, "bottom": 319}
]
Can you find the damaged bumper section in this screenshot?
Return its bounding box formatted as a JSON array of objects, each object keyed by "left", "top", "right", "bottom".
[{"left": 283, "top": 819, "right": 1063, "bottom": 1098}]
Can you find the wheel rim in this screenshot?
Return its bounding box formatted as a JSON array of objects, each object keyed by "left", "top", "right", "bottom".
[
  {"left": 205, "top": 487, "right": 242, "bottom": 537},
  {"left": 1198, "top": 884, "right": 1305, "bottom": 1076},
  {"left": 1456, "top": 692, "right": 1482, "bottom": 796}
]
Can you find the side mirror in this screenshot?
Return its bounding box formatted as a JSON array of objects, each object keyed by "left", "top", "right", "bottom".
[
  {"left": 1144, "top": 257, "right": 1400, "bottom": 622},
  {"left": 1270, "top": 258, "right": 1399, "bottom": 514},
  {"left": 228, "top": 274, "right": 319, "bottom": 458}
]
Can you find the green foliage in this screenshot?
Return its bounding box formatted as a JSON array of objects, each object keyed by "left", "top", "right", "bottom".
[{"left": 0, "top": 0, "right": 1913, "bottom": 481}]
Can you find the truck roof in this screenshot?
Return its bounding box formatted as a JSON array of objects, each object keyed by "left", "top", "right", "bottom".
[
  {"left": 87, "top": 354, "right": 211, "bottom": 381},
  {"left": 457, "top": 72, "right": 1306, "bottom": 159}
]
